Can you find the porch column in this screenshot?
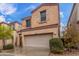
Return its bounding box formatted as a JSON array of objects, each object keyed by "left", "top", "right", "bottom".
[
  {"left": 17, "top": 34, "right": 20, "bottom": 47},
  {"left": 13, "top": 31, "right": 16, "bottom": 48}
]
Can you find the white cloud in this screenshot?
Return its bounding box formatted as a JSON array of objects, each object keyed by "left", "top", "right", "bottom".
[
  {"left": 60, "top": 22, "right": 66, "bottom": 32},
  {"left": 7, "top": 21, "right": 10, "bottom": 23},
  {"left": 0, "top": 3, "right": 17, "bottom": 15},
  {"left": 60, "top": 12, "right": 64, "bottom": 18},
  {"left": 0, "top": 15, "right": 6, "bottom": 22},
  {"left": 25, "top": 5, "right": 37, "bottom": 11}
]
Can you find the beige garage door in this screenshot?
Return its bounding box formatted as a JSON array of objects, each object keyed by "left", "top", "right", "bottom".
[{"left": 24, "top": 34, "right": 53, "bottom": 49}]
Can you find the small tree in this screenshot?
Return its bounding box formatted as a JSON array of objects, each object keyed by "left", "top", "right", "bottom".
[
  {"left": 64, "top": 25, "right": 79, "bottom": 49},
  {"left": 0, "top": 25, "right": 13, "bottom": 48}
]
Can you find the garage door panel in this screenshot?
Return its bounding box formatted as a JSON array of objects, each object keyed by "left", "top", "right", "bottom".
[{"left": 24, "top": 34, "right": 52, "bottom": 48}]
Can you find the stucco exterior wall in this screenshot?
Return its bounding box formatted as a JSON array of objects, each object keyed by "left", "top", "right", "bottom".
[
  {"left": 68, "top": 4, "right": 77, "bottom": 27},
  {"left": 68, "top": 4, "right": 79, "bottom": 31},
  {"left": 14, "top": 23, "right": 21, "bottom": 31},
  {"left": 22, "top": 27, "right": 59, "bottom": 38},
  {"left": 31, "top": 4, "right": 59, "bottom": 28},
  {"left": 22, "top": 4, "right": 59, "bottom": 29},
  {"left": 76, "top": 4, "right": 79, "bottom": 31},
  {"left": 6, "top": 39, "right": 13, "bottom": 45},
  {"left": 0, "top": 40, "right": 3, "bottom": 49},
  {"left": 22, "top": 20, "right": 27, "bottom": 29},
  {"left": 76, "top": 4, "right": 79, "bottom": 21}
]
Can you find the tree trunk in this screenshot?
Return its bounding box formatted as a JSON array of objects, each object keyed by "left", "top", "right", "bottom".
[{"left": 2, "top": 39, "right": 5, "bottom": 49}]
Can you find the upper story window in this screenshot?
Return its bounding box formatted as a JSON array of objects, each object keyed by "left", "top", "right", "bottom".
[
  {"left": 26, "top": 20, "right": 31, "bottom": 27},
  {"left": 40, "top": 10, "right": 46, "bottom": 22}
]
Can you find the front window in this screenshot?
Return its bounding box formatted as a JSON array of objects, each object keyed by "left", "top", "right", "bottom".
[
  {"left": 26, "top": 20, "right": 31, "bottom": 27},
  {"left": 40, "top": 10, "right": 46, "bottom": 22}
]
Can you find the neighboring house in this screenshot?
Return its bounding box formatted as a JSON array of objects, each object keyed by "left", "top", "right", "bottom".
[
  {"left": 18, "top": 3, "right": 60, "bottom": 49},
  {"left": 0, "top": 22, "right": 9, "bottom": 26},
  {"left": 0, "top": 22, "right": 12, "bottom": 49},
  {"left": 0, "top": 21, "right": 22, "bottom": 49},
  {"left": 67, "top": 3, "right": 79, "bottom": 32},
  {"left": 9, "top": 21, "right": 21, "bottom": 31}
]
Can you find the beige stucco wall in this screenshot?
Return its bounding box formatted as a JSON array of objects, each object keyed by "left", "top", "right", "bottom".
[
  {"left": 68, "top": 4, "right": 79, "bottom": 31},
  {"left": 13, "top": 31, "right": 20, "bottom": 47},
  {"left": 13, "top": 31, "right": 17, "bottom": 47},
  {"left": 22, "top": 4, "right": 59, "bottom": 28},
  {"left": 31, "top": 5, "right": 59, "bottom": 28},
  {"left": 76, "top": 4, "right": 79, "bottom": 31},
  {"left": 76, "top": 4, "right": 79, "bottom": 21},
  {"left": 69, "top": 5, "right": 77, "bottom": 25},
  {"left": 0, "top": 40, "right": 3, "bottom": 49},
  {"left": 22, "top": 27, "right": 59, "bottom": 38},
  {"left": 22, "top": 20, "right": 27, "bottom": 29},
  {"left": 15, "top": 23, "right": 21, "bottom": 31},
  {"left": 6, "top": 39, "right": 12, "bottom": 45}
]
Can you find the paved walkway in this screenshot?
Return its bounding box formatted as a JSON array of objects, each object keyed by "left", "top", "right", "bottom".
[
  {"left": 1, "top": 47, "right": 49, "bottom": 56},
  {"left": 1, "top": 48, "right": 79, "bottom": 56}
]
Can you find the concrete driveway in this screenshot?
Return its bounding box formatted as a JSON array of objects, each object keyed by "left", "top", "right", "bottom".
[{"left": 1, "top": 47, "right": 50, "bottom": 56}]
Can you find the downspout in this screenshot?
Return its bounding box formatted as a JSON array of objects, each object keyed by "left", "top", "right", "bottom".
[{"left": 58, "top": 3, "right": 60, "bottom": 38}]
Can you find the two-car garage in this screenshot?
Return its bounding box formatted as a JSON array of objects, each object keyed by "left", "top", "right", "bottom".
[{"left": 24, "top": 34, "right": 53, "bottom": 49}]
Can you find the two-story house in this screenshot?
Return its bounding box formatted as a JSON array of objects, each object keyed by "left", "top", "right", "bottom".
[{"left": 19, "top": 3, "right": 60, "bottom": 49}]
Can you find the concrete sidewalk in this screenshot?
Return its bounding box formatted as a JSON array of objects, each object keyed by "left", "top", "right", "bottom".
[{"left": 0, "top": 47, "right": 49, "bottom": 56}]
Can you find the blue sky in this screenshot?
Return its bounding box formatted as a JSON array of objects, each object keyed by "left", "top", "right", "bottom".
[
  {"left": 60, "top": 3, "right": 73, "bottom": 26},
  {"left": 0, "top": 3, "right": 73, "bottom": 27}
]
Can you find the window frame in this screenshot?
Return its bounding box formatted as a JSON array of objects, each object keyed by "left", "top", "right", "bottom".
[
  {"left": 40, "top": 10, "right": 46, "bottom": 22},
  {"left": 26, "top": 19, "right": 31, "bottom": 28}
]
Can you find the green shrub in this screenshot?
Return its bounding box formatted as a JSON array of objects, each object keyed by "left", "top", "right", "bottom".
[
  {"left": 3, "top": 44, "right": 14, "bottom": 50},
  {"left": 49, "top": 38, "right": 64, "bottom": 53}
]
